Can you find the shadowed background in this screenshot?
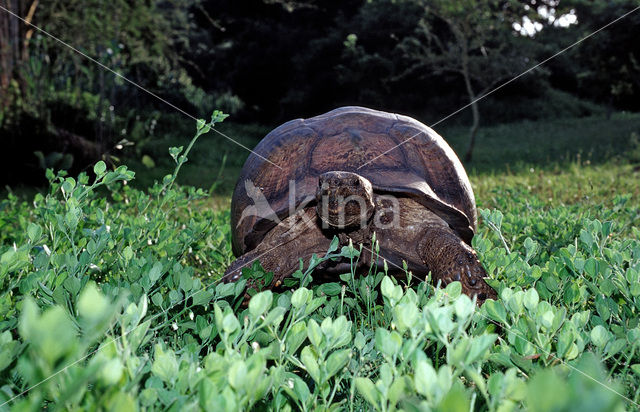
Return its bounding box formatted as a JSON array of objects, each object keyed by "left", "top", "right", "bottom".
[{"left": 1, "top": 0, "right": 639, "bottom": 195}]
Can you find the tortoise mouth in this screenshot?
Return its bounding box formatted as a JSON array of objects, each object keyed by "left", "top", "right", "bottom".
[{"left": 319, "top": 209, "right": 368, "bottom": 228}]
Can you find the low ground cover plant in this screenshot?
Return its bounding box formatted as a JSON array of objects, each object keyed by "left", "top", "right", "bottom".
[{"left": 1, "top": 113, "right": 639, "bottom": 411}]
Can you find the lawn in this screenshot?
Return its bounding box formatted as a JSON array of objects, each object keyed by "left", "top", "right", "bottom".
[{"left": 1, "top": 113, "right": 639, "bottom": 410}]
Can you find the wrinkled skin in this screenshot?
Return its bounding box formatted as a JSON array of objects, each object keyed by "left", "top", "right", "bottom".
[
  {"left": 224, "top": 172, "right": 496, "bottom": 305},
  {"left": 417, "top": 226, "right": 497, "bottom": 305}
]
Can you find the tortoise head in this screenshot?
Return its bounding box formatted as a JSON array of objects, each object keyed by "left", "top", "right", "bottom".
[{"left": 316, "top": 171, "right": 375, "bottom": 229}]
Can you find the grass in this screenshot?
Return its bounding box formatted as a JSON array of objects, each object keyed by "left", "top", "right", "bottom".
[{"left": 445, "top": 112, "right": 640, "bottom": 174}]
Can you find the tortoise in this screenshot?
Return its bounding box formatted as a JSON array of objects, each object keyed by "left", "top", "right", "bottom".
[{"left": 222, "top": 106, "right": 496, "bottom": 304}]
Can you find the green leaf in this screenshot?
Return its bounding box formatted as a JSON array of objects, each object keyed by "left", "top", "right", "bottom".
[
  {"left": 93, "top": 160, "right": 107, "bottom": 176},
  {"left": 105, "top": 392, "right": 136, "bottom": 411},
  {"left": 316, "top": 282, "right": 342, "bottom": 297},
  {"left": 484, "top": 300, "right": 507, "bottom": 324},
  {"left": 168, "top": 290, "right": 182, "bottom": 304},
  {"left": 123, "top": 246, "right": 134, "bottom": 261},
  {"left": 394, "top": 302, "right": 420, "bottom": 333},
  {"left": 489, "top": 209, "right": 503, "bottom": 228},
  {"left": 539, "top": 310, "right": 555, "bottom": 330},
  {"left": 331, "top": 316, "right": 351, "bottom": 348},
  {"left": 0, "top": 332, "right": 19, "bottom": 372},
  {"left": 100, "top": 358, "right": 124, "bottom": 385},
  {"left": 291, "top": 287, "right": 311, "bottom": 309},
  {"left": 249, "top": 290, "right": 273, "bottom": 319},
  {"left": 307, "top": 319, "right": 323, "bottom": 348},
  {"left": 211, "top": 110, "right": 229, "bottom": 124},
  {"left": 140, "top": 388, "right": 158, "bottom": 407},
  {"left": 228, "top": 360, "right": 247, "bottom": 390},
  {"left": 507, "top": 291, "right": 524, "bottom": 315},
  {"left": 300, "top": 346, "right": 321, "bottom": 383},
  {"left": 438, "top": 381, "right": 470, "bottom": 412},
  {"left": 487, "top": 372, "right": 504, "bottom": 398},
  {"left": 556, "top": 328, "right": 575, "bottom": 359},
  {"left": 325, "top": 349, "right": 350, "bottom": 379},
  {"left": 523, "top": 288, "right": 539, "bottom": 311},
  {"left": 379, "top": 363, "right": 393, "bottom": 387},
  {"left": 376, "top": 328, "right": 401, "bottom": 357},
  {"left": 580, "top": 229, "right": 594, "bottom": 248},
  {"left": 354, "top": 332, "right": 366, "bottom": 351},
  {"left": 263, "top": 306, "right": 286, "bottom": 327},
  {"left": 327, "top": 236, "right": 339, "bottom": 254},
  {"left": 465, "top": 334, "right": 498, "bottom": 364},
  {"left": 454, "top": 295, "right": 473, "bottom": 320},
  {"left": 590, "top": 325, "right": 610, "bottom": 348},
  {"left": 27, "top": 223, "right": 42, "bottom": 243},
  {"left": 285, "top": 373, "right": 311, "bottom": 404},
  {"left": 78, "top": 282, "right": 110, "bottom": 325},
  {"left": 605, "top": 339, "right": 626, "bottom": 358},
  {"left": 141, "top": 154, "right": 156, "bottom": 169},
  {"left": 286, "top": 321, "right": 308, "bottom": 355},
  {"left": 65, "top": 209, "right": 79, "bottom": 230},
  {"left": 381, "top": 276, "right": 402, "bottom": 304},
  {"left": 414, "top": 359, "right": 437, "bottom": 398},
  {"left": 381, "top": 276, "right": 394, "bottom": 298},
  {"left": 584, "top": 257, "right": 599, "bottom": 278},
  {"left": 222, "top": 313, "right": 240, "bottom": 334},
  {"left": 148, "top": 262, "right": 163, "bottom": 282},
  {"left": 151, "top": 344, "right": 179, "bottom": 384},
  {"left": 340, "top": 244, "right": 360, "bottom": 259},
  {"left": 524, "top": 237, "right": 538, "bottom": 261},
  {"left": 388, "top": 376, "right": 408, "bottom": 407},
  {"left": 192, "top": 289, "right": 214, "bottom": 307},
  {"left": 169, "top": 146, "right": 183, "bottom": 162},
  {"left": 444, "top": 281, "right": 462, "bottom": 298},
  {"left": 151, "top": 293, "right": 164, "bottom": 308},
  {"left": 355, "top": 377, "right": 379, "bottom": 406}
]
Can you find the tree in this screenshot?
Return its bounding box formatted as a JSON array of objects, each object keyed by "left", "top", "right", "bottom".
[
  {"left": 0, "top": 0, "right": 39, "bottom": 109},
  {"left": 396, "top": 0, "right": 533, "bottom": 162},
  {"left": 0, "top": 0, "right": 194, "bottom": 184},
  {"left": 567, "top": 0, "right": 640, "bottom": 116}
]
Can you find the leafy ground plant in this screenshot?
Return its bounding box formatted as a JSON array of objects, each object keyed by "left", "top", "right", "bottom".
[{"left": 1, "top": 114, "right": 639, "bottom": 411}]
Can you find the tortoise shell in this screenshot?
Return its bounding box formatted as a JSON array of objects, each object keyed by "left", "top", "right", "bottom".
[{"left": 231, "top": 106, "right": 477, "bottom": 256}]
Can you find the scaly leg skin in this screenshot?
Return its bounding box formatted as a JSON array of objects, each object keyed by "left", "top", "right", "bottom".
[
  {"left": 223, "top": 209, "right": 332, "bottom": 289},
  {"left": 418, "top": 226, "right": 497, "bottom": 305}
]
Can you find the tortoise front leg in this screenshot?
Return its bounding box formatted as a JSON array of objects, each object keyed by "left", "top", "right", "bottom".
[
  {"left": 222, "top": 235, "right": 332, "bottom": 286},
  {"left": 223, "top": 210, "right": 332, "bottom": 288},
  {"left": 417, "top": 226, "right": 497, "bottom": 305}
]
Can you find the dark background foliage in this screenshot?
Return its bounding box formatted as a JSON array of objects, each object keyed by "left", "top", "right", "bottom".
[{"left": 1, "top": 0, "right": 639, "bottom": 185}]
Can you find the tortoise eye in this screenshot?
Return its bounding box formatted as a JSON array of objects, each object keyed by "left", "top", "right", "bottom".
[{"left": 353, "top": 179, "right": 360, "bottom": 187}]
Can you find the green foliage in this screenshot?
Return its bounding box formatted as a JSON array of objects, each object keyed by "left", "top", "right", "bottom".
[
  {"left": 1, "top": 115, "right": 640, "bottom": 410},
  {"left": 0, "top": 0, "right": 204, "bottom": 185}
]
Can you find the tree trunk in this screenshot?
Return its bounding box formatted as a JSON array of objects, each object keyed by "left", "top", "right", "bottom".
[
  {"left": 461, "top": 56, "right": 479, "bottom": 163},
  {"left": 0, "top": 0, "right": 37, "bottom": 109},
  {"left": 96, "top": 64, "right": 105, "bottom": 146},
  {"left": 606, "top": 95, "right": 613, "bottom": 121},
  {"left": 0, "top": 0, "right": 21, "bottom": 107},
  {"left": 20, "top": 0, "right": 38, "bottom": 62}
]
